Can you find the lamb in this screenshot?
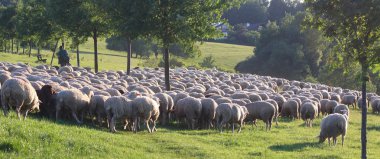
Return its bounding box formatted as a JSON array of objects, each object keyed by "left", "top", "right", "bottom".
[
  {"left": 89, "top": 95, "right": 110, "bottom": 126},
  {"left": 281, "top": 99, "right": 299, "bottom": 120},
  {"left": 300, "top": 102, "right": 318, "bottom": 127},
  {"left": 131, "top": 96, "right": 160, "bottom": 133},
  {"left": 104, "top": 96, "right": 134, "bottom": 132},
  {"left": 1, "top": 78, "right": 40, "bottom": 119},
  {"left": 200, "top": 98, "right": 218, "bottom": 129},
  {"left": 176, "top": 97, "right": 202, "bottom": 129},
  {"left": 55, "top": 89, "right": 91, "bottom": 124},
  {"left": 318, "top": 112, "right": 348, "bottom": 146},
  {"left": 244, "top": 101, "right": 276, "bottom": 131},
  {"left": 154, "top": 93, "right": 174, "bottom": 125}
]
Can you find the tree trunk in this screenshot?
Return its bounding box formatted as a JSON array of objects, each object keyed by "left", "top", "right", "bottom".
[
  {"left": 164, "top": 46, "right": 170, "bottom": 91},
  {"left": 77, "top": 45, "right": 80, "bottom": 67},
  {"left": 361, "top": 63, "right": 368, "bottom": 159},
  {"left": 16, "top": 41, "right": 19, "bottom": 54},
  {"left": 28, "top": 41, "right": 32, "bottom": 57},
  {"left": 11, "top": 39, "right": 14, "bottom": 53},
  {"left": 93, "top": 29, "right": 99, "bottom": 73},
  {"left": 127, "top": 37, "right": 132, "bottom": 75},
  {"left": 4, "top": 40, "right": 7, "bottom": 53},
  {"left": 50, "top": 40, "right": 59, "bottom": 66},
  {"left": 22, "top": 47, "right": 25, "bottom": 54}
]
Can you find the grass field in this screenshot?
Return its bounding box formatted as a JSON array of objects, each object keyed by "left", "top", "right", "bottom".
[
  {"left": 0, "top": 40, "right": 253, "bottom": 72},
  {"left": 0, "top": 109, "right": 379, "bottom": 158}
]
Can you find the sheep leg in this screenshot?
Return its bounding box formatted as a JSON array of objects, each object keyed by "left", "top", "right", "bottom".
[
  {"left": 145, "top": 120, "right": 152, "bottom": 133},
  {"left": 16, "top": 107, "right": 22, "bottom": 120},
  {"left": 97, "top": 113, "right": 102, "bottom": 126},
  {"left": 71, "top": 112, "right": 82, "bottom": 124},
  {"left": 152, "top": 120, "right": 157, "bottom": 132},
  {"left": 342, "top": 135, "right": 345, "bottom": 146},
  {"left": 55, "top": 103, "right": 62, "bottom": 122},
  {"left": 21, "top": 108, "right": 29, "bottom": 120},
  {"left": 269, "top": 120, "right": 272, "bottom": 130},
  {"left": 328, "top": 138, "right": 331, "bottom": 146},
  {"left": 333, "top": 137, "right": 337, "bottom": 146},
  {"left": 232, "top": 123, "right": 235, "bottom": 133},
  {"left": 238, "top": 121, "right": 242, "bottom": 133},
  {"left": 110, "top": 116, "right": 117, "bottom": 133},
  {"left": 123, "top": 120, "right": 129, "bottom": 130}
]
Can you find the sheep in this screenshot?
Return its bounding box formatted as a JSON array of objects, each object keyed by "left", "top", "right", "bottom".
[
  {"left": 105, "top": 88, "right": 122, "bottom": 96},
  {"left": 342, "top": 95, "right": 357, "bottom": 109},
  {"left": 215, "top": 103, "right": 233, "bottom": 133},
  {"left": 176, "top": 97, "right": 202, "bottom": 129},
  {"left": 318, "top": 113, "right": 348, "bottom": 146},
  {"left": 36, "top": 85, "right": 57, "bottom": 118},
  {"left": 266, "top": 99, "right": 279, "bottom": 125},
  {"left": 131, "top": 96, "right": 160, "bottom": 133},
  {"left": 154, "top": 93, "right": 174, "bottom": 125},
  {"left": 244, "top": 101, "right": 276, "bottom": 131},
  {"left": 326, "top": 100, "right": 339, "bottom": 114},
  {"left": 231, "top": 104, "right": 248, "bottom": 133},
  {"left": 333, "top": 104, "right": 350, "bottom": 117},
  {"left": 320, "top": 99, "right": 330, "bottom": 116},
  {"left": 104, "top": 96, "right": 134, "bottom": 132},
  {"left": 281, "top": 99, "right": 299, "bottom": 120},
  {"left": 215, "top": 97, "right": 232, "bottom": 105},
  {"left": 0, "top": 73, "right": 12, "bottom": 85},
  {"left": 89, "top": 95, "right": 110, "bottom": 126},
  {"left": 272, "top": 95, "right": 286, "bottom": 112},
  {"left": 1, "top": 78, "right": 40, "bottom": 119},
  {"left": 249, "top": 93, "right": 262, "bottom": 102},
  {"left": 357, "top": 97, "right": 368, "bottom": 109},
  {"left": 371, "top": 98, "right": 380, "bottom": 114},
  {"left": 55, "top": 89, "right": 91, "bottom": 124},
  {"left": 200, "top": 98, "right": 218, "bottom": 129},
  {"left": 300, "top": 102, "right": 318, "bottom": 127}
]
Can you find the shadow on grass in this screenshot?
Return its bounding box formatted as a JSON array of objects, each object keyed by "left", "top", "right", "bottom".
[
  {"left": 269, "top": 142, "right": 320, "bottom": 152},
  {"left": 0, "top": 142, "right": 18, "bottom": 153},
  {"left": 368, "top": 126, "right": 380, "bottom": 131}
]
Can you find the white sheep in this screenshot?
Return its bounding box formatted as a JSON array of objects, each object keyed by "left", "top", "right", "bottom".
[
  {"left": 1, "top": 78, "right": 40, "bottom": 119},
  {"left": 318, "top": 112, "right": 348, "bottom": 146},
  {"left": 55, "top": 89, "right": 91, "bottom": 124}
]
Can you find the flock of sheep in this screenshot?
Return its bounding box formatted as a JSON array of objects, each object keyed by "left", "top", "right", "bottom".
[{"left": 1, "top": 62, "right": 380, "bottom": 146}]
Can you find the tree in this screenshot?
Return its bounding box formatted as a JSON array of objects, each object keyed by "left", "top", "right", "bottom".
[
  {"left": 16, "top": 0, "right": 60, "bottom": 57},
  {"left": 0, "top": 6, "right": 16, "bottom": 53},
  {"left": 236, "top": 13, "right": 326, "bottom": 80},
  {"left": 151, "top": 0, "right": 240, "bottom": 91},
  {"left": 268, "top": 0, "right": 287, "bottom": 22},
  {"left": 305, "top": 1, "right": 380, "bottom": 158},
  {"left": 47, "top": 0, "right": 109, "bottom": 72},
  {"left": 223, "top": 0, "right": 268, "bottom": 25},
  {"left": 103, "top": 0, "right": 155, "bottom": 75}
]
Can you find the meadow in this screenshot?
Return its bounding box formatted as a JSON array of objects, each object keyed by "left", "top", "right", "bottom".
[
  {"left": 0, "top": 40, "right": 253, "bottom": 72},
  {"left": 0, "top": 109, "right": 379, "bottom": 158}
]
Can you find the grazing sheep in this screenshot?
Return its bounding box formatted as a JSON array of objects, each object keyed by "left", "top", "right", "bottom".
[
  {"left": 1, "top": 78, "right": 40, "bottom": 119},
  {"left": 326, "top": 100, "right": 339, "bottom": 114},
  {"left": 342, "top": 95, "right": 357, "bottom": 109},
  {"left": 176, "top": 97, "right": 202, "bottom": 129},
  {"left": 231, "top": 104, "right": 248, "bottom": 133},
  {"left": 89, "top": 95, "right": 110, "bottom": 126},
  {"left": 333, "top": 104, "right": 350, "bottom": 117},
  {"left": 300, "top": 102, "right": 318, "bottom": 127},
  {"left": 36, "top": 85, "right": 57, "bottom": 118},
  {"left": 132, "top": 96, "right": 160, "bottom": 133},
  {"left": 371, "top": 98, "right": 380, "bottom": 114},
  {"left": 215, "top": 103, "right": 233, "bottom": 133},
  {"left": 215, "top": 97, "right": 232, "bottom": 105},
  {"left": 320, "top": 99, "right": 330, "bottom": 116},
  {"left": 154, "top": 93, "right": 174, "bottom": 125},
  {"left": 266, "top": 99, "right": 279, "bottom": 125},
  {"left": 318, "top": 113, "right": 348, "bottom": 146},
  {"left": 244, "top": 101, "right": 276, "bottom": 131},
  {"left": 55, "top": 89, "right": 91, "bottom": 124},
  {"left": 0, "top": 73, "right": 12, "bottom": 85},
  {"left": 330, "top": 94, "right": 341, "bottom": 103},
  {"left": 200, "top": 98, "right": 218, "bottom": 129},
  {"left": 357, "top": 97, "right": 368, "bottom": 109},
  {"left": 104, "top": 96, "right": 134, "bottom": 132},
  {"left": 281, "top": 99, "right": 299, "bottom": 119},
  {"left": 105, "top": 88, "right": 122, "bottom": 96},
  {"left": 273, "top": 95, "right": 286, "bottom": 112}
]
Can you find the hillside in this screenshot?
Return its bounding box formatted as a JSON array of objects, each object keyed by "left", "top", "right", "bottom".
[
  {"left": 0, "top": 41, "right": 253, "bottom": 72},
  {"left": 0, "top": 109, "right": 379, "bottom": 158}
]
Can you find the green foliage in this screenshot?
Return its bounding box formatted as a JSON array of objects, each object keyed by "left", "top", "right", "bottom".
[
  {"left": 236, "top": 13, "right": 326, "bottom": 80},
  {"left": 227, "top": 24, "right": 260, "bottom": 46},
  {"left": 223, "top": 0, "right": 267, "bottom": 25},
  {"left": 158, "top": 56, "right": 185, "bottom": 68},
  {"left": 199, "top": 55, "right": 216, "bottom": 68}
]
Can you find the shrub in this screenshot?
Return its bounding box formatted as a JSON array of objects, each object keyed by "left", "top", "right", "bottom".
[{"left": 199, "top": 55, "right": 216, "bottom": 68}]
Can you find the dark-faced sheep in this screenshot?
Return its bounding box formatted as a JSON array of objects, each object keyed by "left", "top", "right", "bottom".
[{"left": 1, "top": 78, "right": 40, "bottom": 119}]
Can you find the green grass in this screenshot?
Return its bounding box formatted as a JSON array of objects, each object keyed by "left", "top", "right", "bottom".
[
  {"left": 0, "top": 40, "right": 253, "bottom": 72},
  {"left": 0, "top": 109, "right": 379, "bottom": 158}
]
